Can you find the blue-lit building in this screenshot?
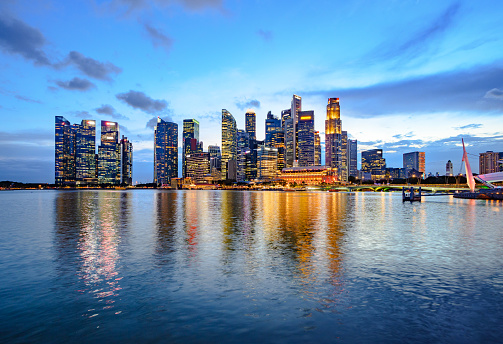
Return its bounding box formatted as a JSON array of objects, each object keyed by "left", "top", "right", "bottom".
[
  {"left": 297, "top": 111, "right": 315, "bottom": 167},
  {"left": 75, "top": 119, "right": 97, "bottom": 184},
  {"left": 55, "top": 116, "right": 76, "bottom": 185},
  {"left": 98, "top": 120, "right": 120, "bottom": 185},
  {"left": 154, "top": 118, "right": 178, "bottom": 185}
]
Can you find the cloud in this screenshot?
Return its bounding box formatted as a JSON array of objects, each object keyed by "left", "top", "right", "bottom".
[
  {"left": 198, "top": 111, "right": 221, "bottom": 123},
  {"left": 257, "top": 29, "right": 272, "bottom": 42},
  {"left": 455, "top": 123, "right": 483, "bottom": 130},
  {"left": 306, "top": 61, "right": 503, "bottom": 117},
  {"left": 235, "top": 98, "right": 260, "bottom": 110},
  {"left": 0, "top": 14, "right": 51, "bottom": 66},
  {"left": 15, "top": 95, "right": 42, "bottom": 104},
  {"left": 392, "top": 132, "right": 414, "bottom": 140},
  {"left": 367, "top": 2, "right": 461, "bottom": 63},
  {"left": 62, "top": 51, "right": 122, "bottom": 81},
  {"left": 116, "top": 90, "right": 170, "bottom": 114},
  {"left": 144, "top": 23, "right": 173, "bottom": 53},
  {"left": 106, "top": 0, "right": 224, "bottom": 14},
  {"left": 146, "top": 116, "right": 173, "bottom": 129},
  {"left": 95, "top": 104, "right": 129, "bottom": 120},
  {"left": 55, "top": 77, "right": 96, "bottom": 91},
  {"left": 70, "top": 110, "right": 92, "bottom": 119},
  {"left": 484, "top": 88, "right": 503, "bottom": 100}
]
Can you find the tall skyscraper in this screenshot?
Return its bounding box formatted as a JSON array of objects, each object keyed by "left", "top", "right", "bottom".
[
  {"left": 237, "top": 129, "right": 250, "bottom": 182},
  {"left": 245, "top": 110, "right": 256, "bottom": 141},
  {"left": 121, "top": 135, "right": 133, "bottom": 185},
  {"left": 314, "top": 131, "right": 321, "bottom": 166},
  {"left": 182, "top": 119, "right": 200, "bottom": 178},
  {"left": 154, "top": 118, "right": 178, "bottom": 185},
  {"left": 208, "top": 145, "right": 221, "bottom": 179},
  {"left": 403, "top": 151, "right": 425, "bottom": 178},
  {"left": 256, "top": 145, "right": 278, "bottom": 180},
  {"left": 325, "top": 98, "right": 342, "bottom": 178},
  {"left": 75, "top": 119, "right": 97, "bottom": 183},
  {"left": 340, "top": 131, "right": 348, "bottom": 181},
  {"left": 446, "top": 160, "right": 453, "bottom": 176},
  {"left": 221, "top": 109, "right": 237, "bottom": 180},
  {"left": 362, "top": 149, "right": 386, "bottom": 180},
  {"left": 479, "top": 151, "right": 500, "bottom": 174},
  {"left": 291, "top": 95, "right": 302, "bottom": 163},
  {"left": 98, "top": 120, "right": 120, "bottom": 185},
  {"left": 284, "top": 117, "right": 294, "bottom": 168},
  {"left": 55, "top": 116, "right": 76, "bottom": 185},
  {"left": 185, "top": 152, "right": 210, "bottom": 182},
  {"left": 297, "top": 111, "right": 315, "bottom": 167},
  {"left": 348, "top": 139, "right": 358, "bottom": 178}
]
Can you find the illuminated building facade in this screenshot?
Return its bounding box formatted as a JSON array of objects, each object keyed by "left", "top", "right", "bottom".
[
  {"left": 314, "top": 131, "right": 321, "bottom": 166},
  {"left": 403, "top": 151, "right": 425, "bottom": 178},
  {"left": 348, "top": 139, "right": 357, "bottom": 177},
  {"left": 446, "top": 160, "right": 453, "bottom": 176},
  {"left": 154, "top": 118, "right": 178, "bottom": 185},
  {"left": 121, "top": 135, "right": 133, "bottom": 185},
  {"left": 361, "top": 149, "right": 386, "bottom": 180},
  {"left": 479, "top": 151, "right": 500, "bottom": 174},
  {"left": 183, "top": 119, "right": 200, "bottom": 178},
  {"left": 256, "top": 145, "right": 278, "bottom": 180},
  {"left": 208, "top": 145, "right": 221, "bottom": 179},
  {"left": 75, "top": 119, "right": 97, "bottom": 183},
  {"left": 55, "top": 116, "right": 76, "bottom": 185},
  {"left": 297, "top": 111, "right": 315, "bottom": 167},
  {"left": 237, "top": 129, "right": 250, "bottom": 182},
  {"left": 222, "top": 109, "right": 237, "bottom": 180},
  {"left": 245, "top": 110, "right": 256, "bottom": 141},
  {"left": 185, "top": 152, "right": 210, "bottom": 182},
  {"left": 291, "top": 94, "right": 302, "bottom": 164},
  {"left": 98, "top": 120, "right": 120, "bottom": 185},
  {"left": 340, "top": 131, "right": 348, "bottom": 181},
  {"left": 280, "top": 166, "right": 337, "bottom": 185},
  {"left": 325, "top": 98, "right": 342, "bottom": 177}
]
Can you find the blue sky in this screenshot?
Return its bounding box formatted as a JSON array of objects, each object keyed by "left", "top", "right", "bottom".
[{"left": 1, "top": 0, "right": 502, "bottom": 183}]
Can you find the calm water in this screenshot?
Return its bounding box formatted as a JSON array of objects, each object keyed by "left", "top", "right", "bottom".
[{"left": 0, "top": 190, "right": 502, "bottom": 343}]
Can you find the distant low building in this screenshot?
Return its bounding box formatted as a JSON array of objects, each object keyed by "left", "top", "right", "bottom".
[{"left": 280, "top": 166, "right": 337, "bottom": 185}]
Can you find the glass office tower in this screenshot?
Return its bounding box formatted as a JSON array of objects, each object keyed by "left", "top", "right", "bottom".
[
  {"left": 154, "top": 118, "right": 178, "bottom": 185},
  {"left": 221, "top": 109, "right": 237, "bottom": 180},
  {"left": 245, "top": 110, "right": 256, "bottom": 141},
  {"left": 55, "top": 116, "right": 76, "bottom": 185},
  {"left": 362, "top": 149, "right": 386, "bottom": 180},
  {"left": 183, "top": 119, "right": 200, "bottom": 178},
  {"left": 297, "top": 111, "right": 315, "bottom": 167},
  {"left": 98, "top": 120, "right": 120, "bottom": 185},
  {"left": 75, "top": 119, "right": 97, "bottom": 184},
  {"left": 325, "top": 98, "right": 342, "bottom": 177},
  {"left": 121, "top": 135, "right": 133, "bottom": 185}
]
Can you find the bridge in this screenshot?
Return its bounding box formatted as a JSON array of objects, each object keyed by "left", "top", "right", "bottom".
[{"left": 322, "top": 185, "right": 470, "bottom": 194}]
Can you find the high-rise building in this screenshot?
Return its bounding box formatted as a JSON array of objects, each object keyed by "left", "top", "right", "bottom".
[
  {"left": 265, "top": 112, "right": 282, "bottom": 146},
  {"left": 446, "top": 160, "right": 453, "bottom": 176},
  {"left": 221, "top": 109, "right": 237, "bottom": 180},
  {"left": 361, "top": 149, "right": 386, "bottom": 180},
  {"left": 479, "top": 151, "right": 500, "bottom": 174},
  {"left": 325, "top": 98, "right": 342, "bottom": 178},
  {"left": 348, "top": 139, "right": 358, "bottom": 177},
  {"left": 75, "top": 119, "right": 97, "bottom": 183},
  {"left": 256, "top": 145, "right": 278, "bottom": 180},
  {"left": 208, "top": 145, "right": 221, "bottom": 179},
  {"left": 297, "top": 111, "right": 315, "bottom": 167},
  {"left": 291, "top": 95, "right": 302, "bottom": 163},
  {"left": 121, "top": 135, "right": 133, "bottom": 185},
  {"left": 185, "top": 152, "right": 210, "bottom": 182},
  {"left": 98, "top": 120, "right": 120, "bottom": 185},
  {"left": 245, "top": 110, "right": 256, "bottom": 141},
  {"left": 314, "top": 131, "right": 321, "bottom": 166},
  {"left": 182, "top": 119, "right": 200, "bottom": 178},
  {"left": 340, "top": 131, "right": 348, "bottom": 181},
  {"left": 403, "top": 151, "right": 425, "bottom": 178},
  {"left": 284, "top": 117, "right": 294, "bottom": 168},
  {"left": 55, "top": 116, "right": 76, "bottom": 185},
  {"left": 237, "top": 129, "right": 250, "bottom": 182},
  {"left": 154, "top": 118, "right": 178, "bottom": 185}
]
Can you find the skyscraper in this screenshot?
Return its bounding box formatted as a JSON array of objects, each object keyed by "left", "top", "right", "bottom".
[
  {"left": 55, "top": 116, "right": 76, "bottom": 185},
  {"left": 221, "top": 109, "right": 237, "bottom": 180},
  {"left": 325, "top": 98, "right": 342, "bottom": 178},
  {"left": 154, "top": 118, "right": 178, "bottom": 185},
  {"left": 403, "top": 151, "right": 425, "bottom": 178},
  {"left": 75, "top": 119, "right": 97, "bottom": 183},
  {"left": 314, "top": 131, "right": 321, "bottom": 166},
  {"left": 185, "top": 152, "right": 210, "bottom": 182},
  {"left": 208, "top": 145, "right": 221, "bottom": 179},
  {"left": 362, "top": 149, "right": 386, "bottom": 180},
  {"left": 348, "top": 139, "right": 358, "bottom": 178},
  {"left": 183, "top": 119, "right": 200, "bottom": 178},
  {"left": 256, "top": 145, "right": 278, "bottom": 180},
  {"left": 97, "top": 120, "right": 120, "bottom": 185},
  {"left": 291, "top": 95, "right": 302, "bottom": 163},
  {"left": 297, "top": 111, "right": 315, "bottom": 167},
  {"left": 121, "top": 135, "right": 133, "bottom": 185},
  {"left": 245, "top": 110, "right": 256, "bottom": 141},
  {"left": 237, "top": 129, "right": 250, "bottom": 182},
  {"left": 479, "top": 151, "right": 500, "bottom": 174},
  {"left": 340, "top": 131, "right": 348, "bottom": 181}
]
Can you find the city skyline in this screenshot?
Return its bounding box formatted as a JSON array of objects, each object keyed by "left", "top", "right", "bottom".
[{"left": 1, "top": 0, "right": 503, "bottom": 183}]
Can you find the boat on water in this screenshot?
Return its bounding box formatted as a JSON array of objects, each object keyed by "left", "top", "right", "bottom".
[{"left": 453, "top": 139, "right": 503, "bottom": 200}]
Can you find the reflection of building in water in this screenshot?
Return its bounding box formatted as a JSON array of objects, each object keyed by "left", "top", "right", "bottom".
[
  {"left": 154, "top": 191, "right": 180, "bottom": 261},
  {"left": 54, "top": 191, "right": 128, "bottom": 316}
]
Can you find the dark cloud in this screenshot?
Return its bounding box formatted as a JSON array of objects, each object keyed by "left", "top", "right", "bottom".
[
  {"left": 455, "top": 124, "right": 483, "bottom": 130},
  {"left": 146, "top": 116, "right": 173, "bottom": 129},
  {"left": 95, "top": 104, "right": 129, "bottom": 120},
  {"left": 116, "top": 90, "right": 170, "bottom": 114},
  {"left": 62, "top": 51, "right": 122, "bottom": 81},
  {"left": 144, "top": 23, "right": 173, "bottom": 53},
  {"left": 367, "top": 2, "right": 461, "bottom": 63},
  {"left": 235, "top": 99, "right": 260, "bottom": 110},
  {"left": 0, "top": 14, "right": 51, "bottom": 65},
  {"left": 55, "top": 77, "right": 96, "bottom": 91},
  {"left": 15, "top": 95, "right": 42, "bottom": 104},
  {"left": 257, "top": 29, "right": 272, "bottom": 42},
  {"left": 484, "top": 88, "right": 503, "bottom": 100},
  {"left": 306, "top": 61, "right": 503, "bottom": 117},
  {"left": 70, "top": 110, "right": 92, "bottom": 119}
]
